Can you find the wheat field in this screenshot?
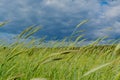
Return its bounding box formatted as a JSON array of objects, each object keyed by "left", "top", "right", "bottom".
[{"left": 0, "top": 21, "right": 120, "bottom": 80}]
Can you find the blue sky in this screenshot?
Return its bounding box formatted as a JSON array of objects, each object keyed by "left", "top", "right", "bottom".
[{"left": 0, "top": 0, "right": 120, "bottom": 42}]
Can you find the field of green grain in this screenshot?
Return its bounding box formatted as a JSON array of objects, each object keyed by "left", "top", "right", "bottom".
[{"left": 0, "top": 21, "right": 120, "bottom": 80}]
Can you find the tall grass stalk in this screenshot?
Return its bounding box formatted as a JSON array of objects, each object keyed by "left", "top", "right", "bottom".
[{"left": 0, "top": 21, "right": 119, "bottom": 80}]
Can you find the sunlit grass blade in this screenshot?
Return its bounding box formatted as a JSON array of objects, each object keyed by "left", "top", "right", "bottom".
[
  {"left": 7, "top": 74, "right": 23, "bottom": 80},
  {"left": 0, "top": 21, "right": 10, "bottom": 27},
  {"left": 114, "top": 43, "right": 120, "bottom": 55},
  {"left": 18, "top": 25, "right": 34, "bottom": 38},
  {"left": 76, "top": 19, "right": 89, "bottom": 28},
  {"left": 24, "top": 26, "right": 42, "bottom": 39},
  {"left": 70, "top": 19, "right": 88, "bottom": 41},
  {"left": 81, "top": 62, "right": 112, "bottom": 78}
]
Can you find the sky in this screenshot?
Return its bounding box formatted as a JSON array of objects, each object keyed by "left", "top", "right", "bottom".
[{"left": 0, "top": 0, "right": 120, "bottom": 43}]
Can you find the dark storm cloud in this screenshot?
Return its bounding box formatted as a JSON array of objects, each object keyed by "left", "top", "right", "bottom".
[{"left": 0, "top": 0, "right": 119, "bottom": 41}]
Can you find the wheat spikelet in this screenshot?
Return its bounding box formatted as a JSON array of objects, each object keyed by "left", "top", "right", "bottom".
[{"left": 114, "top": 44, "right": 120, "bottom": 55}]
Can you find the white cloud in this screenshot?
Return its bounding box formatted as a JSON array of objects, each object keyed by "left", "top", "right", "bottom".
[
  {"left": 103, "top": 5, "right": 120, "bottom": 19},
  {"left": 0, "top": 0, "right": 119, "bottom": 41},
  {"left": 43, "top": 0, "right": 101, "bottom": 14},
  {"left": 0, "top": 32, "right": 17, "bottom": 43},
  {"left": 112, "top": 21, "right": 120, "bottom": 33}
]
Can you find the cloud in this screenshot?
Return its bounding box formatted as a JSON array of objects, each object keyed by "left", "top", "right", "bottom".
[
  {"left": 0, "top": 32, "right": 16, "bottom": 43},
  {"left": 0, "top": 0, "right": 119, "bottom": 42},
  {"left": 104, "top": 5, "right": 120, "bottom": 18},
  {"left": 92, "top": 0, "right": 120, "bottom": 39}
]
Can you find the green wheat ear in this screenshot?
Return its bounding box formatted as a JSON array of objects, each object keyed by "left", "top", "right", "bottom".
[
  {"left": 0, "top": 20, "right": 10, "bottom": 27},
  {"left": 114, "top": 44, "right": 120, "bottom": 55},
  {"left": 76, "top": 19, "right": 89, "bottom": 28}
]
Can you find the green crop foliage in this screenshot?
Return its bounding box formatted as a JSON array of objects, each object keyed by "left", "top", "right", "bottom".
[{"left": 0, "top": 21, "right": 120, "bottom": 80}]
